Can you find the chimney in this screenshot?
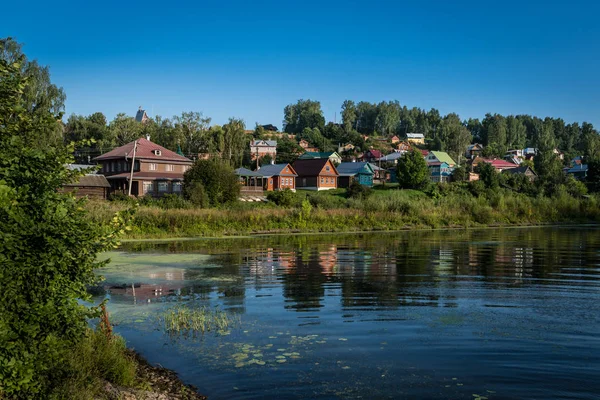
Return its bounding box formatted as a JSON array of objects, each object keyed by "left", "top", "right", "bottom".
[{"left": 146, "top": 134, "right": 151, "bottom": 141}]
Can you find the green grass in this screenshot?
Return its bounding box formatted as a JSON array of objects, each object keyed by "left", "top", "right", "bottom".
[
  {"left": 49, "top": 328, "right": 139, "bottom": 400},
  {"left": 160, "top": 305, "right": 235, "bottom": 337},
  {"left": 85, "top": 188, "right": 600, "bottom": 239}
]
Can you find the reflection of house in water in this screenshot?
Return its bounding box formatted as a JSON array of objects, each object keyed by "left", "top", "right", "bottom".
[{"left": 108, "top": 283, "right": 185, "bottom": 303}]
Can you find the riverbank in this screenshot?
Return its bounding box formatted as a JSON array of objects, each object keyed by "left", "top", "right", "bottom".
[{"left": 85, "top": 188, "right": 600, "bottom": 239}]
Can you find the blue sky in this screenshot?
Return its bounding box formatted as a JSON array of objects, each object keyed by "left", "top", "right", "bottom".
[{"left": 4, "top": 0, "right": 599, "bottom": 128}]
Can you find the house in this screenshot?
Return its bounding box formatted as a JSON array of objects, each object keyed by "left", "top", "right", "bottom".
[
  {"left": 135, "top": 106, "right": 149, "bottom": 123},
  {"left": 406, "top": 133, "right": 425, "bottom": 145},
  {"left": 292, "top": 158, "right": 339, "bottom": 190},
  {"left": 299, "top": 139, "right": 319, "bottom": 153},
  {"left": 61, "top": 165, "right": 111, "bottom": 199},
  {"left": 425, "top": 151, "right": 456, "bottom": 167},
  {"left": 298, "top": 151, "right": 342, "bottom": 165},
  {"left": 524, "top": 148, "right": 537, "bottom": 160},
  {"left": 336, "top": 162, "right": 375, "bottom": 188},
  {"left": 235, "top": 167, "right": 265, "bottom": 195},
  {"left": 378, "top": 152, "right": 404, "bottom": 165},
  {"left": 571, "top": 156, "right": 584, "bottom": 166},
  {"left": 250, "top": 140, "right": 277, "bottom": 161},
  {"left": 93, "top": 137, "right": 193, "bottom": 197},
  {"left": 565, "top": 164, "right": 588, "bottom": 180},
  {"left": 390, "top": 135, "right": 400, "bottom": 144},
  {"left": 506, "top": 149, "right": 524, "bottom": 158},
  {"left": 258, "top": 163, "right": 298, "bottom": 191},
  {"left": 361, "top": 149, "right": 382, "bottom": 162},
  {"left": 428, "top": 162, "right": 454, "bottom": 183},
  {"left": 502, "top": 166, "right": 537, "bottom": 181},
  {"left": 420, "top": 149, "right": 430, "bottom": 157},
  {"left": 395, "top": 141, "right": 412, "bottom": 153},
  {"left": 338, "top": 143, "right": 356, "bottom": 153},
  {"left": 471, "top": 157, "right": 518, "bottom": 172},
  {"left": 425, "top": 151, "right": 456, "bottom": 183},
  {"left": 466, "top": 144, "right": 484, "bottom": 158}
]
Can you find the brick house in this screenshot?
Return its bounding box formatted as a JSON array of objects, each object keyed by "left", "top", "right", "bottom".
[
  {"left": 292, "top": 158, "right": 339, "bottom": 191},
  {"left": 258, "top": 163, "right": 298, "bottom": 191},
  {"left": 250, "top": 139, "right": 277, "bottom": 161},
  {"left": 93, "top": 138, "right": 193, "bottom": 197}
]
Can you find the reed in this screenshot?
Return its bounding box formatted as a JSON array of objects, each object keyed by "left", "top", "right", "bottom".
[{"left": 160, "top": 305, "right": 234, "bottom": 337}]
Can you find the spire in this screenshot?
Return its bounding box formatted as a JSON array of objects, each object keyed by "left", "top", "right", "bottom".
[{"left": 176, "top": 143, "right": 184, "bottom": 156}]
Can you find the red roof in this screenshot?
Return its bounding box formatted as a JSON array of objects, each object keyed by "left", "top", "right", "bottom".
[
  {"left": 292, "top": 159, "right": 338, "bottom": 177},
  {"left": 366, "top": 149, "right": 382, "bottom": 158},
  {"left": 420, "top": 149, "right": 429, "bottom": 156},
  {"left": 482, "top": 159, "right": 518, "bottom": 169},
  {"left": 93, "top": 138, "right": 192, "bottom": 163}
]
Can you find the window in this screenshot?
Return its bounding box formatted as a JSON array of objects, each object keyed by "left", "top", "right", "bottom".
[
  {"left": 166, "top": 164, "right": 174, "bottom": 172},
  {"left": 321, "top": 177, "right": 324, "bottom": 184},
  {"left": 117, "top": 162, "right": 122, "bottom": 172},
  {"left": 143, "top": 181, "right": 153, "bottom": 194},
  {"left": 149, "top": 163, "right": 157, "bottom": 171},
  {"left": 153, "top": 149, "right": 162, "bottom": 156},
  {"left": 182, "top": 165, "right": 188, "bottom": 172},
  {"left": 134, "top": 161, "right": 140, "bottom": 171},
  {"left": 172, "top": 182, "right": 182, "bottom": 192},
  {"left": 326, "top": 166, "right": 330, "bottom": 171},
  {"left": 158, "top": 181, "right": 169, "bottom": 192}
]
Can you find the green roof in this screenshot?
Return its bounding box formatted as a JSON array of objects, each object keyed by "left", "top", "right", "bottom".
[
  {"left": 298, "top": 151, "right": 340, "bottom": 160},
  {"left": 430, "top": 151, "right": 456, "bottom": 166}
]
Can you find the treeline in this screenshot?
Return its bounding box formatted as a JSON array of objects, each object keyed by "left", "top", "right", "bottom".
[{"left": 283, "top": 99, "right": 600, "bottom": 165}]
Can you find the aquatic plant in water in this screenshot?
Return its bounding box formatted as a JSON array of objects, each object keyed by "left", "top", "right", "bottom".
[{"left": 159, "top": 305, "right": 234, "bottom": 337}]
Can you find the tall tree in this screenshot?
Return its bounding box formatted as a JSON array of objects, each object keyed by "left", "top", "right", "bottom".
[
  {"left": 222, "top": 118, "right": 247, "bottom": 167},
  {"left": 173, "top": 111, "right": 211, "bottom": 155},
  {"left": 1, "top": 37, "right": 66, "bottom": 146},
  {"left": 108, "top": 113, "right": 142, "bottom": 146},
  {"left": 534, "top": 118, "right": 562, "bottom": 182},
  {"left": 396, "top": 149, "right": 430, "bottom": 189},
  {"left": 439, "top": 113, "right": 471, "bottom": 165},
  {"left": 341, "top": 100, "right": 357, "bottom": 132},
  {"left": 283, "top": 99, "right": 325, "bottom": 133},
  {"left": 505, "top": 115, "right": 527, "bottom": 150},
  {"left": 375, "top": 100, "right": 401, "bottom": 135},
  {"left": 482, "top": 113, "right": 507, "bottom": 155}
]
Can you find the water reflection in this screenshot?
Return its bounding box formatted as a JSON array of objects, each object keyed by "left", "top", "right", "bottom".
[{"left": 103, "top": 226, "right": 600, "bottom": 400}]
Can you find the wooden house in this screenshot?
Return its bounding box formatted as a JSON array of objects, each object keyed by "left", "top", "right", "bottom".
[
  {"left": 395, "top": 141, "right": 412, "bottom": 153},
  {"left": 503, "top": 166, "right": 537, "bottom": 181},
  {"left": 390, "top": 135, "right": 400, "bottom": 144},
  {"left": 298, "top": 151, "right": 342, "bottom": 165},
  {"left": 93, "top": 138, "right": 193, "bottom": 197},
  {"left": 361, "top": 149, "right": 382, "bottom": 162},
  {"left": 406, "top": 133, "right": 425, "bottom": 145},
  {"left": 466, "top": 144, "right": 484, "bottom": 158},
  {"left": 292, "top": 158, "right": 339, "bottom": 191},
  {"left": 425, "top": 151, "right": 456, "bottom": 182},
  {"left": 258, "top": 163, "right": 298, "bottom": 191},
  {"left": 336, "top": 162, "right": 375, "bottom": 188},
  {"left": 61, "top": 168, "right": 111, "bottom": 199}
]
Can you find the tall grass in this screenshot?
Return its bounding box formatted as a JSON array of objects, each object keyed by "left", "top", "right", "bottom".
[
  {"left": 160, "top": 305, "right": 234, "bottom": 337},
  {"left": 85, "top": 189, "right": 600, "bottom": 239},
  {"left": 49, "top": 328, "right": 138, "bottom": 400}
]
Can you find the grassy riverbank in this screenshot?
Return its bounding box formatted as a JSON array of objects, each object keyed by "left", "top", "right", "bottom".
[{"left": 86, "top": 186, "right": 600, "bottom": 239}]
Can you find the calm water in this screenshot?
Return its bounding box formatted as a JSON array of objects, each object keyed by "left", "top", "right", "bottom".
[{"left": 98, "top": 226, "right": 600, "bottom": 399}]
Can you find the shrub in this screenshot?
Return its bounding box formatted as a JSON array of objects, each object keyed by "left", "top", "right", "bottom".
[
  {"left": 186, "top": 181, "right": 210, "bottom": 208},
  {"left": 183, "top": 159, "right": 240, "bottom": 206},
  {"left": 159, "top": 193, "right": 192, "bottom": 209},
  {"left": 347, "top": 180, "right": 373, "bottom": 200},
  {"left": 396, "top": 149, "right": 430, "bottom": 189},
  {"left": 267, "top": 188, "right": 299, "bottom": 207}
]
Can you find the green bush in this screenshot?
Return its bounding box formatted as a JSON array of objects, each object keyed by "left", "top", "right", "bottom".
[
  {"left": 159, "top": 193, "right": 192, "bottom": 209},
  {"left": 0, "top": 57, "right": 133, "bottom": 396},
  {"left": 346, "top": 180, "right": 373, "bottom": 200},
  {"left": 183, "top": 159, "right": 240, "bottom": 206},
  {"left": 267, "top": 188, "right": 300, "bottom": 207}
]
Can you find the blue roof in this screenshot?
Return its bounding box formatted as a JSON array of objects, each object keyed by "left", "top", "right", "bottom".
[
  {"left": 336, "top": 162, "right": 374, "bottom": 176},
  {"left": 379, "top": 152, "right": 404, "bottom": 161},
  {"left": 566, "top": 164, "right": 588, "bottom": 173},
  {"left": 234, "top": 167, "right": 262, "bottom": 177},
  {"left": 257, "top": 163, "right": 297, "bottom": 177}
]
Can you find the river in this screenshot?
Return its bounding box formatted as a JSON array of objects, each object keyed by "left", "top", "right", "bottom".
[{"left": 97, "top": 226, "right": 600, "bottom": 399}]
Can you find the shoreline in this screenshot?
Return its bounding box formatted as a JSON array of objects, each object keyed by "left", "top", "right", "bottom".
[{"left": 120, "top": 221, "right": 600, "bottom": 242}]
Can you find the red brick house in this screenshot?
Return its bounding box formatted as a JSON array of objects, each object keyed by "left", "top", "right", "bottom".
[
  {"left": 250, "top": 140, "right": 277, "bottom": 161},
  {"left": 292, "top": 158, "right": 339, "bottom": 191},
  {"left": 93, "top": 138, "right": 193, "bottom": 197},
  {"left": 258, "top": 163, "right": 298, "bottom": 191}
]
